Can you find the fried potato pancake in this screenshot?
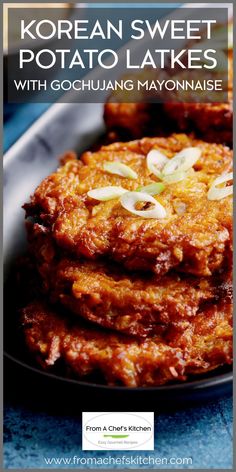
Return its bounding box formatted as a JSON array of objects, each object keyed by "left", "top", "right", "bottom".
[
  {"left": 164, "top": 50, "right": 233, "bottom": 146},
  {"left": 24, "top": 134, "right": 232, "bottom": 277},
  {"left": 105, "top": 101, "right": 232, "bottom": 147},
  {"left": 22, "top": 300, "right": 232, "bottom": 387},
  {"left": 164, "top": 101, "right": 232, "bottom": 148},
  {"left": 104, "top": 51, "right": 233, "bottom": 146},
  {"left": 40, "top": 260, "right": 233, "bottom": 338},
  {"left": 24, "top": 223, "right": 231, "bottom": 337},
  {"left": 104, "top": 102, "right": 168, "bottom": 140}
]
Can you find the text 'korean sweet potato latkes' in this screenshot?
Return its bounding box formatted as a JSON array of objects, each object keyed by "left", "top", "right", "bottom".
[
  {"left": 24, "top": 134, "right": 232, "bottom": 278},
  {"left": 22, "top": 300, "right": 232, "bottom": 387}
]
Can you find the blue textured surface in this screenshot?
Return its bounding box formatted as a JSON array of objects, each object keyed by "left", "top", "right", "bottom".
[
  {"left": 4, "top": 396, "right": 233, "bottom": 469},
  {"left": 4, "top": 103, "right": 50, "bottom": 152}
]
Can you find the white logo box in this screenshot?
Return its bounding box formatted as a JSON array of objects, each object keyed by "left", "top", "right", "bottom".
[{"left": 82, "top": 412, "right": 154, "bottom": 451}]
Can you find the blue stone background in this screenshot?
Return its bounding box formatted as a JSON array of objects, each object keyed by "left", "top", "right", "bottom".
[
  {"left": 4, "top": 390, "right": 233, "bottom": 469},
  {"left": 3, "top": 355, "right": 233, "bottom": 469}
]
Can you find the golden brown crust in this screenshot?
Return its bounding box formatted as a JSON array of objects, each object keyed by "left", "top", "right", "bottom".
[
  {"left": 24, "top": 221, "right": 231, "bottom": 338},
  {"left": 24, "top": 135, "right": 232, "bottom": 278},
  {"left": 21, "top": 300, "right": 232, "bottom": 387}
]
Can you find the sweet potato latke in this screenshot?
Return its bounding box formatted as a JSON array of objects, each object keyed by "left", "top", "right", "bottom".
[
  {"left": 104, "top": 51, "right": 233, "bottom": 146},
  {"left": 105, "top": 101, "right": 232, "bottom": 147},
  {"left": 25, "top": 224, "right": 232, "bottom": 338},
  {"left": 24, "top": 134, "right": 232, "bottom": 277},
  {"left": 22, "top": 300, "right": 232, "bottom": 387},
  {"left": 20, "top": 131, "right": 233, "bottom": 387}
]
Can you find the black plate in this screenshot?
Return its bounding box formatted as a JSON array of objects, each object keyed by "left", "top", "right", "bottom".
[{"left": 3, "top": 102, "right": 232, "bottom": 405}]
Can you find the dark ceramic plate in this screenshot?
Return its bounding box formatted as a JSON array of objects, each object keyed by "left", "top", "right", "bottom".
[{"left": 3, "top": 101, "right": 233, "bottom": 404}]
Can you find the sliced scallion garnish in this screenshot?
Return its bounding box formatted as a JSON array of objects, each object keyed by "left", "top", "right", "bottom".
[
  {"left": 136, "top": 182, "right": 165, "bottom": 195},
  {"left": 103, "top": 161, "right": 138, "bottom": 180},
  {"left": 162, "top": 147, "right": 201, "bottom": 176},
  {"left": 87, "top": 186, "right": 127, "bottom": 201},
  {"left": 207, "top": 173, "right": 233, "bottom": 200},
  {"left": 120, "top": 191, "right": 166, "bottom": 219},
  {"left": 162, "top": 171, "right": 187, "bottom": 184},
  {"left": 146, "top": 149, "right": 168, "bottom": 179}
]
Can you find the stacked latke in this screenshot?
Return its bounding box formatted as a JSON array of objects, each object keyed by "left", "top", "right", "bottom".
[
  {"left": 104, "top": 52, "right": 233, "bottom": 147},
  {"left": 22, "top": 134, "right": 233, "bottom": 387}
]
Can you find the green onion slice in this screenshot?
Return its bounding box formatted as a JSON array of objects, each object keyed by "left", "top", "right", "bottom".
[
  {"left": 207, "top": 172, "right": 233, "bottom": 200},
  {"left": 103, "top": 161, "right": 138, "bottom": 179},
  {"left": 87, "top": 186, "right": 127, "bottom": 201},
  {"left": 162, "top": 171, "right": 187, "bottom": 184},
  {"left": 120, "top": 191, "right": 166, "bottom": 219},
  {"left": 162, "top": 147, "right": 201, "bottom": 176},
  {"left": 136, "top": 182, "right": 165, "bottom": 195},
  {"left": 146, "top": 149, "right": 168, "bottom": 179}
]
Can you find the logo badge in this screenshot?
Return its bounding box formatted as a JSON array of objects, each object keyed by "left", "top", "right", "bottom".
[{"left": 82, "top": 412, "right": 154, "bottom": 450}]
